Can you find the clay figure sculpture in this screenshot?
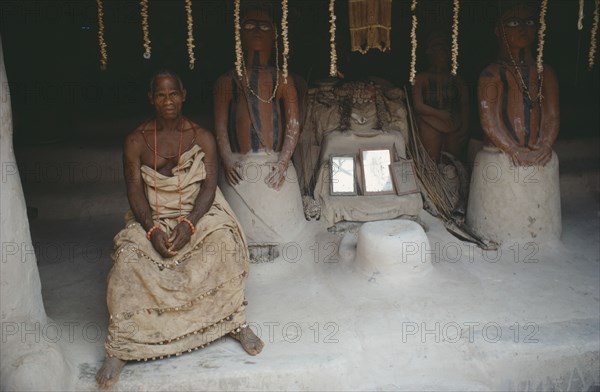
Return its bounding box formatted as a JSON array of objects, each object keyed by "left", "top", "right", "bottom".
[
  {"left": 478, "top": 2, "right": 559, "bottom": 166},
  {"left": 214, "top": 8, "right": 300, "bottom": 190},
  {"left": 413, "top": 31, "right": 469, "bottom": 163}
]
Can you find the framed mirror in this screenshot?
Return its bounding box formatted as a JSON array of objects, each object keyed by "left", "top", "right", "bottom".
[
  {"left": 329, "top": 155, "right": 357, "bottom": 195},
  {"left": 360, "top": 148, "right": 394, "bottom": 195},
  {"left": 390, "top": 159, "right": 420, "bottom": 196}
]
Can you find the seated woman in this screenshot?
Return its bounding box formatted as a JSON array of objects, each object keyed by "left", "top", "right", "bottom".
[{"left": 96, "top": 70, "right": 263, "bottom": 388}]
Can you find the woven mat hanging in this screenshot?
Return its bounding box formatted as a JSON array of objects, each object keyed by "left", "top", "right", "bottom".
[{"left": 349, "top": 0, "right": 392, "bottom": 54}]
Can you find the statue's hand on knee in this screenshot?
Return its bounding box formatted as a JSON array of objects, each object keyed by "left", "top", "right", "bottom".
[
  {"left": 508, "top": 146, "right": 533, "bottom": 167},
  {"left": 224, "top": 158, "right": 243, "bottom": 186},
  {"left": 265, "top": 160, "right": 288, "bottom": 191},
  {"left": 529, "top": 143, "right": 553, "bottom": 166},
  {"left": 509, "top": 145, "right": 552, "bottom": 167}
]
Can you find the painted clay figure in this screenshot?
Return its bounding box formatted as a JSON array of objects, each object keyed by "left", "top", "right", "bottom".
[
  {"left": 413, "top": 31, "right": 469, "bottom": 163},
  {"left": 478, "top": 3, "right": 559, "bottom": 166},
  {"left": 214, "top": 8, "right": 300, "bottom": 190}
]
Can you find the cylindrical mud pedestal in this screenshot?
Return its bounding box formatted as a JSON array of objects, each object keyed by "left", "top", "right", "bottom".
[
  {"left": 354, "top": 219, "right": 432, "bottom": 281},
  {"left": 467, "top": 147, "right": 561, "bottom": 245}
]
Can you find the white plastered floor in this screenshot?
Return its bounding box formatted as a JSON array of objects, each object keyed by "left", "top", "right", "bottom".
[{"left": 16, "top": 137, "right": 600, "bottom": 391}]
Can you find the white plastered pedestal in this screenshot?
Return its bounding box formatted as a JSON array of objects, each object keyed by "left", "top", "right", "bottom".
[
  {"left": 354, "top": 219, "right": 432, "bottom": 282},
  {"left": 467, "top": 146, "right": 562, "bottom": 246}
]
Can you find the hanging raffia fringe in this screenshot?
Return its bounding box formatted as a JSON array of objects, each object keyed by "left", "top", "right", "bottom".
[
  {"left": 590, "top": 0, "right": 599, "bottom": 69},
  {"left": 234, "top": 0, "right": 243, "bottom": 79},
  {"left": 348, "top": 0, "right": 392, "bottom": 54},
  {"left": 536, "top": 0, "right": 548, "bottom": 75},
  {"left": 282, "top": 0, "right": 290, "bottom": 82},
  {"left": 185, "top": 0, "right": 195, "bottom": 70},
  {"left": 579, "top": 0, "right": 585, "bottom": 30},
  {"left": 329, "top": 0, "right": 338, "bottom": 77},
  {"left": 409, "top": 0, "right": 418, "bottom": 85},
  {"left": 140, "top": 0, "right": 151, "bottom": 59},
  {"left": 451, "top": 0, "right": 459, "bottom": 76},
  {"left": 97, "top": 0, "right": 107, "bottom": 70}
]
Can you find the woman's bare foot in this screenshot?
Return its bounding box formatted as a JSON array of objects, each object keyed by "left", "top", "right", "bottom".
[
  {"left": 96, "top": 357, "right": 127, "bottom": 388},
  {"left": 229, "top": 327, "right": 264, "bottom": 355}
]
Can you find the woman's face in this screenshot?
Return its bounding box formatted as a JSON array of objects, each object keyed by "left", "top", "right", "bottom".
[{"left": 149, "top": 76, "right": 186, "bottom": 120}]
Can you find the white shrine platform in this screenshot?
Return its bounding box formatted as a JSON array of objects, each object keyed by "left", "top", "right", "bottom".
[{"left": 6, "top": 135, "right": 600, "bottom": 391}]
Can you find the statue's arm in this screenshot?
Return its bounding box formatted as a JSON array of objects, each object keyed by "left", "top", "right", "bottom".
[
  {"left": 278, "top": 76, "right": 301, "bottom": 166},
  {"left": 214, "top": 75, "right": 242, "bottom": 185},
  {"left": 412, "top": 75, "right": 442, "bottom": 117},
  {"left": 527, "top": 66, "right": 559, "bottom": 166},
  {"left": 263, "top": 76, "right": 300, "bottom": 191},
  {"left": 123, "top": 130, "right": 155, "bottom": 232},
  {"left": 538, "top": 65, "right": 560, "bottom": 148},
  {"left": 187, "top": 128, "right": 218, "bottom": 225},
  {"left": 478, "top": 68, "right": 535, "bottom": 165},
  {"left": 412, "top": 74, "right": 454, "bottom": 133},
  {"left": 214, "top": 75, "right": 234, "bottom": 166},
  {"left": 478, "top": 68, "right": 524, "bottom": 154}
]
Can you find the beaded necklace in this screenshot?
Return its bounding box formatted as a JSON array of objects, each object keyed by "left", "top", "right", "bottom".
[
  {"left": 501, "top": 24, "right": 544, "bottom": 109},
  {"left": 142, "top": 118, "right": 196, "bottom": 159},
  {"left": 241, "top": 27, "right": 280, "bottom": 104},
  {"left": 146, "top": 117, "right": 197, "bottom": 241}
]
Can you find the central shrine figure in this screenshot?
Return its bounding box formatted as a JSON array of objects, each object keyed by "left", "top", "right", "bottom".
[
  {"left": 214, "top": 6, "right": 305, "bottom": 255},
  {"left": 214, "top": 7, "right": 300, "bottom": 191}
]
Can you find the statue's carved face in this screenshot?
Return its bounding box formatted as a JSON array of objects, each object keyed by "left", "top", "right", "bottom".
[
  {"left": 426, "top": 37, "right": 449, "bottom": 67},
  {"left": 496, "top": 5, "right": 537, "bottom": 50},
  {"left": 149, "top": 76, "right": 186, "bottom": 120},
  {"left": 241, "top": 10, "right": 275, "bottom": 53}
]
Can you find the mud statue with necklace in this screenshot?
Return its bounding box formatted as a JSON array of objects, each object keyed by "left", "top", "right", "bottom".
[
  {"left": 477, "top": 2, "right": 559, "bottom": 167},
  {"left": 214, "top": 8, "right": 300, "bottom": 191}
]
